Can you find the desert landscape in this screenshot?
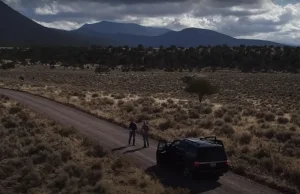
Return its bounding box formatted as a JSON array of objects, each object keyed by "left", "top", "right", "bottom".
[
  {"left": 1, "top": 65, "right": 300, "bottom": 193},
  {"left": 0, "top": 94, "right": 189, "bottom": 194}
]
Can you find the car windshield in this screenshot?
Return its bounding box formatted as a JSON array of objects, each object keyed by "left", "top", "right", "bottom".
[{"left": 197, "top": 146, "right": 227, "bottom": 162}]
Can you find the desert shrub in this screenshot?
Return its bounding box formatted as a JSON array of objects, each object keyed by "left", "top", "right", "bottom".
[
  {"left": 216, "top": 124, "right": 235, "bottom": 136},
  {"left": 223, "top": 113, "right": 233, "bottom": 123},
  {"left": 87, "top": 144, "right": 108, "bottom": 158},
  {"left": 276, "top": 110, "right": 284, "bottom": 116},
  {"left": 49, "top": 172, "right": 69, "bottom": 190},
  {"left": 242, "top": 108, "right": 256, "bottom": 116},
  {"left": 264, "top": 112, "right": 275, "bottom": 122},
  {"left": 21, "top": 170, "right": 42, "bottom": 191},
  {"left": 95, "top": 66, "right": 110, "bottom": 73},
  {"left": 259, "top": 128, "right": 276, "bottom": 139},
  {"left": 121, "top": 103, "right": 135, "bottom": 113},
  {"left": 57, "top": 127, "right": 76, "bottom": 137},
  {"left": 214, "top": 118, "right": 225, "bottom": 126},
  {"left": 159, "top": 119, "right": 174, "bottom": 131},
  {"left": 239, "top": 132, "right": 252, "bottom": 145},
  {"left": 61, "top": 149, "right": 72, "bottom": 162},
  {"left": 275, "top": 131, "right": 294, "bottom": 142},
  {"left": 214, "top": 108, "right": 225, "bottom": 118},
  {"left": 9, "top": 106, "right": 22, "bottom": 114},
  {"left": 111, "top": 158, "right": 127, "bottom": 171},
  {"left": 233, "top": 162, "right": 247, "bottom": 175},
  {"left": 0, "top": 62, "right": 15, "bottom": 70},
  {"left": 291, "top": 136, "right": 300, "bottom": 147},
  {"left": 63, "top": 163, "right": 85, "bottom": 178},
  {"left": 255, "top": 111, "right": 265, "bottom": 119},
  {"left": 261, "top": 157, "right": 273, "bottom": 172},
  {"left": 253, "top": 148, "right": 270, "bottom": 159},
  {"left": 47, "top": 152, "right": 63, "bottom": 167},
  {"left": 277, "top": 117, "right": 289, "bottom": 124},
  {"left": 287, "top": 170, "right": 300, "bottom": 188},
  {"left": 111, "top": 93, "right": 126, "bottom": 99},
  {"left": 87, "top": 170, "right": 103, "bottom": 185},
  {"left": 99, "top": 97, "right": 114, "bottom": 105},
  {"left": 199, "top": 117, "right": 214, "bottom": 129},
  {"left": 32, "top": 150, "right": 49, "bottom": 164},
  {"left": 188, "top": 109, "right": 199, "bottom": 119},
  {"left": 136, "top": 113, "right": 151, "bottom": 123},
  {"left": 199, "top": 106, "right": 213, "bottom": 114},
  {"left": 2, "top": 116, "right": 17, "bottom": 129},
  {"left": 92, "top": 93, "right": 99, "bottom": 98},
  {"left": 240, "top": 146, "right": 250, "bottom": 153},
  {"left": 184, "top": 129, "right": 199, "bottom": 138},
  {"left": 174, "top": 112, "right": 188, "bottom": 122}
]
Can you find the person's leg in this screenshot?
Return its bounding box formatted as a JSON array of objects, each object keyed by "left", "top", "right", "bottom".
[
  {"left": 146, "top": 134, "right": 149, "bottom": 147},
  {"left": 143, "top": 135, "right": 146, "bottom": 148},
  {"left": 128, "top": 131, "right": 132, "bottom": 145},
  {"left": 133, "top": 131, "right": 136, "bottom": 145}
]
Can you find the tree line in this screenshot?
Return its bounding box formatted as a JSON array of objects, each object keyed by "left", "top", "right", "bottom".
[{"left": 1, "top": 45, "right": 300, "bottom": 73}]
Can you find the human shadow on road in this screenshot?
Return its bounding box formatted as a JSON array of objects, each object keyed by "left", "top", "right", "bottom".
[
  {"left": 146, "top": 165, "right": 221, "bottom": 194},
  {"left": 111, "top": 146, "right": 129, "bottom": 152},
  {"left": 123, "top": 147, "right": 145, "bottom": 154}
]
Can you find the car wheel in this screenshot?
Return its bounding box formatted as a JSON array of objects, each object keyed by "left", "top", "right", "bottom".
[{"left": 182, "top": 167, "right": 191, "bottom": 178}]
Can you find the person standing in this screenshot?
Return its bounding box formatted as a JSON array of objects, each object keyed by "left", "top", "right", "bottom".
[
  {"left": 128, "top": 121, "right": 137, "bottom": 146},
  {"left": 142, "top": 121, "right": 150, "bottom": 148}
]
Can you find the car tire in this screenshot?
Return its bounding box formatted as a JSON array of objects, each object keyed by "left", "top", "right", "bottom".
[{"left": 182, "top": 166, "right": 192, "bottom": 179}]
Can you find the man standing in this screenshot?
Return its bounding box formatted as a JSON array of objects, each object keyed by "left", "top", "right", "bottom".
[
  {"left": 128, "top": 120, "right": 137, "bottom": 146},
  {"left": 142, "top": 121, "right": 150, "bottom": 148}
]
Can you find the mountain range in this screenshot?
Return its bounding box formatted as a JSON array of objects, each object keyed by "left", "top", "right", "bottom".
[{"left": 0, "top": 0, "right": 284, "bottom": 47}]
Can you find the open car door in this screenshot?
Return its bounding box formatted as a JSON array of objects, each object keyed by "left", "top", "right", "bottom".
[{"left": 156, "top": 140, "right": 168, "bottom": 166}]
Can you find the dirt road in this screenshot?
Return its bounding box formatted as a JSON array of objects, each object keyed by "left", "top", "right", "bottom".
[{"left": 0, "top": 88, "right": 282, "bottom": 194}]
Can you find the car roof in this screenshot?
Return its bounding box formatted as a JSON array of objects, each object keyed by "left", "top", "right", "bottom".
[{"left": 183, "top": 138, "right": 223, "bottom": 148}]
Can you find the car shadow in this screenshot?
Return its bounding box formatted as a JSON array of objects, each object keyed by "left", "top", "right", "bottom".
[
  {"left": 123, "top": 147, "right": 145, "bottom": 154},
  {"left": 145, "top": 165, "right": 221, "bottom": 194}
]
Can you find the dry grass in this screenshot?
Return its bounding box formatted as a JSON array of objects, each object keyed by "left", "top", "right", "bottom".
[
  {"left": 1, "top": 67, "right": 300, "bottom": 192},
  {"left": 0, "top": 96, "right": 187, "bottom": 194}
]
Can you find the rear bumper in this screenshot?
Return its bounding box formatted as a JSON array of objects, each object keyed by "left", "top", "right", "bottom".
[{"left": 193, "top": 167, "right": 229, "bottom": 175}]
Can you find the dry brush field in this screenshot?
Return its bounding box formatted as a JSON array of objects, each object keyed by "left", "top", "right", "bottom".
[
  {"left": 0, "top": 94, "right": 187, "bottom": 194},
  {"left": 1, "top": 66, "right": 300, "bottom": 193}
]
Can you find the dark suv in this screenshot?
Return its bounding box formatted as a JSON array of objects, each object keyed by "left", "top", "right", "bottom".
[{"left": 156, "top": 137, "right": 229, "bottom": 180}]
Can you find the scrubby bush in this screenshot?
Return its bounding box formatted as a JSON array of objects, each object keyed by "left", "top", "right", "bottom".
[
  {"left": 239, "top": 132, "right": 253, "bottom": 145},
  {"left": 275, "top": 131, "right": 294, "bottom": 142},
  {"left": 214, "top": 108, "right": 225, "bottom": 118},
  {"left": 216, "top": 124, "right": 235, "bottom": 136},
  {"left": 223, "top": 113, "right": 233, "bottom": 123},
  {"left": 264, "top": 112, "right": 275, "bottom": 122},
  {"left": 159, "top": 119, "right": 174, "bottom": 131},
  {"left": 214, "top": 118, "right": 225, "bottom": 126},
  {"left": 277, "top": 117, "right": 289, "bottom": 124}
]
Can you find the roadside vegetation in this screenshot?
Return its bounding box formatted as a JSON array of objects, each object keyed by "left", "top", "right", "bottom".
[
  {"left": 1, "top": 45, "right": 300, "bottom": 73},
  {"left": 0, "top": 95, "right": 188, "bottom": 194}
]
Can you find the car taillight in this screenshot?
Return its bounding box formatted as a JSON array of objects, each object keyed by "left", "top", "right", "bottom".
[
  {"left": 194, "top": 161, "right": 200, "bottom": 167},
  {"left": 226, "top": 160, "right": 229, "bottom": 165}
]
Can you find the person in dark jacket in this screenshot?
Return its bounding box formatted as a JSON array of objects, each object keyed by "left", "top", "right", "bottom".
[
  {"left": 128, "top": 121, "right": 137, "bottom": 146},
  {"left": 142, "top": 121, "right": 150, "bottom": 148}
]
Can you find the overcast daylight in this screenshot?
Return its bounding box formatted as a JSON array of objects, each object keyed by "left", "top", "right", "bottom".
[
  {"left": 2, "top": 0, "right": 300, "bottom": 45},
  {"left": 2, "top": 1, "right": 300, "bottom": 194}
]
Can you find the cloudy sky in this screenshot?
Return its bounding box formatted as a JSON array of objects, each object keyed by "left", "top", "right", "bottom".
[{"left": 3, "top": 0, "right": 300, "bottom": 44}]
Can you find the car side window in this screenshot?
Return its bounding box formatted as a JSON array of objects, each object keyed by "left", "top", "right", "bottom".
[
  {"left": 177, "top": 141, "right": 187, "bottom": 152},
  {"left": 185, "top": 143, "right": 198, "bottom": 158}
]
